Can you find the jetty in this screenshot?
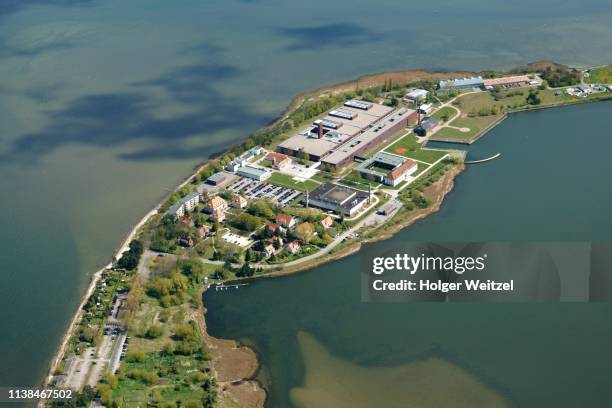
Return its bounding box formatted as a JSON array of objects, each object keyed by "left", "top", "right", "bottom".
[{"left": 465, "top": 153, "right": 501, "bottom": 164}]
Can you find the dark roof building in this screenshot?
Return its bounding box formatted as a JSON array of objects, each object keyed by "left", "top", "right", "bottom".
[{"left": 306, "top": 183, "right": 369, "bottom": 217}]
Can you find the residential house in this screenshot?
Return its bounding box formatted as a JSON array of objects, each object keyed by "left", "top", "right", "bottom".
[
  {"left": 197, "top": 225, "right": 210, "bottom": 238},
  {"left": 264, "top": 244, "right": 276, "bottom": 258},
  {"left": 232, "top": 195, "right": 248, "bottom": 209},
  {"left": 271, "top": 236, "right": 284, "bottom": 248},
  {"left": 320, "top": 216, "right": 333, "bottom": 229},
  {"left": 267, "top": 222, "right": 280, "bottom": 234},
  {"left": 211, "top": 208, "right": 226, "bottom": 223},
  {"left": 276, "top": 214, "right": 295, "bottom": 229},
  {"left": 178, "top": 237, "right": 194, "bottom": 247},
  {"left": 286, "top": 240, "right": 301, "bottom": 254},
  {"left": 205, "top": 196, "right": 228, "bottom": 214}
]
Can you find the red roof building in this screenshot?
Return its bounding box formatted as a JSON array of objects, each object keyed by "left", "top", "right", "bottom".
[
  {"left": 286, "top": 240, "right": 301, "bottom": 254},
  {"left": 265, "top": 152, "right": 292, "bottom": 169},
  {"left": 276, "top": 213, "right": 295, "bottom": 228}
]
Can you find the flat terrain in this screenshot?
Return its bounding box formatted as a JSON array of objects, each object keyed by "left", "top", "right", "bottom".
[
  {"left": 586, "top": 66, "right": 612, "bottom": 84},
  {"left": 385, "top": 134, "right": 447, "bottom": 164},
  {"left": 434, "top": 115, "right": 501, "bottom": 142},
  {"left": 267, "top": 172, "right": 319, "bottom": 192}
]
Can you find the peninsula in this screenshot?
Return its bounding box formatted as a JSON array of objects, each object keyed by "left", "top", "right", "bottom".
[{"left": 41, "top": 62, "right": 611, "bottom": 408}]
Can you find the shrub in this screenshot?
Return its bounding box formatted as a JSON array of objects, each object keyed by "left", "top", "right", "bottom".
[
  {"left": 125, "top": 350, "right": 145, "bottom": 363},
  {"left": 145, "top": 325, "right": 163, "bottom": 339}
]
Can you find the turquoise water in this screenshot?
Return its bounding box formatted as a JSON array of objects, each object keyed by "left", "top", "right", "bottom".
[
  {"left": 205, "top": 103, "right": 612, "bottom": 407},
  {"left": 1, "top": 0, "right": 612, "bottom": 391}
]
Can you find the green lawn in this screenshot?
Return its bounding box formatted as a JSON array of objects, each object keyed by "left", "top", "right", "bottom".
[
  {"left": 385, "top": 134, "right": 447, "bottom": 164},
  {"left": 267, "top": 172, "right": 319, "bottom": 191},
  {"left": 432, "top": 115, "right": 502, "bottom": 142},
  {"left": 414, "top": 161, "right": 431, "bottom": 176},
  {"left": 432, "top": 106, "right": 457, "bottom": 122},
  {"left": 340, "top": 173, "right": 381, "bottom": 191},
  {"left": 586, "top": 66, "right": 612, "bottom": 84},
  {"left": 311, "top": 171, "right": 335, "bottom": 183}
]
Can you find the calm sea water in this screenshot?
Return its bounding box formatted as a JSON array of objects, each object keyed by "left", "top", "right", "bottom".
[
  {"left": 1, "top": 0, "right": 611, "bottom": 391},
  {"left": 205, "top": 103, "right": 612, "bottom": 407}
]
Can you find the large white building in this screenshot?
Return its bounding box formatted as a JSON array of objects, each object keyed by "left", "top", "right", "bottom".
[{"left": 168, "top": 192, "right": 201, "bottom": 217}]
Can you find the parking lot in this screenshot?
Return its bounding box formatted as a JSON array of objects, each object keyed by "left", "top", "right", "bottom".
[
  {"left": 222, "top": 232, "right": 252, "bottom": 247},
  {"left": 228, "top": 177, "right": 302, "bottom": 207}
]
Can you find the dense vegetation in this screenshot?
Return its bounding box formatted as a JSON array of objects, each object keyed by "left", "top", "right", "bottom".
[
  {"left": 117, "top": 240, "right": 144, "bottom": 270},
  {"left": 540, "top": 66, "right": 579, "bottom": 88}
]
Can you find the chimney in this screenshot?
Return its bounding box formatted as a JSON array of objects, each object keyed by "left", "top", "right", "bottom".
[{"left": 318, "top": 123, "right": 323, "bottom": 139}]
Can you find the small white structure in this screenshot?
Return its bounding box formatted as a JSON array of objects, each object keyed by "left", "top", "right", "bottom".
[
  {"left": 226, "top": 161, "right": 241, "bottom": 172},
  {"left": 237, "top": 165, "right": 271, "bottom": 181},
  {"left": 404, "top": 89, "right": 429, "bottom": 102},
  {"left": 418, "top": 103, "right": 433, "bottom": 115}
]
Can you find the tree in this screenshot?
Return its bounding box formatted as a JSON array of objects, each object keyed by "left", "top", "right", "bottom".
[
  {"left": 117, "top": 239, "right": 144, "bottom": 270},
  {"left": 247, "top": 200, "right": 275, "bottom": 219},
  {"left": 237, "top": 261, "right": 254, "bottom": 277},
  {"left": 180, "top": 258, "right": 205, "bottom": 282},
  {"left": 294, "top": 222, "right": 314, "bottom": 244},
  {"left": 526, "top": 89, "right": 541, "bottom": 105},
  {"left": 219, "top": 190, "right": 235, "bottom": 201},
  {"left": 145, "top": 324, "right": 163, "bottom": 339},
  {"left": 193, "top": 214, "right": 207, "bottom": 228},
  {"left": 231, "top": 213, "right": 263, "bottom": 232}
]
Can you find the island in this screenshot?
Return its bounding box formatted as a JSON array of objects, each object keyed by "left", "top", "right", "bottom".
[{"left": 42, "top": 61, "right": 612, "bottom": 408}]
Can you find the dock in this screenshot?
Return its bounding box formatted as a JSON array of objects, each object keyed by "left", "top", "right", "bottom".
[{"left": 465, "top": 153, "right": 501, "bottom": 164}]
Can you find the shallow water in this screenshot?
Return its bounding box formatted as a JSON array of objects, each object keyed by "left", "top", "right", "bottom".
[
  {"left": 205, "top": 103, "right": 612, "bottom": 407},
  {"left": 1, "top": 0, "right": 612, "bottom": 390}
]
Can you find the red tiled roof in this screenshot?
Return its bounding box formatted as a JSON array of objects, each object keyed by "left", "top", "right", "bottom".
[
  {"left": 483, "top": 75, "right": 530, "bottom": 87},
  {"left": 388, "top": 160, "right": 417, "bottom": 180},
  {"left": 208, "top": 196, "right": 227, "bottom": 209},
  {"left": 276, "top": 213, "right": 293, "bottom": 226}
]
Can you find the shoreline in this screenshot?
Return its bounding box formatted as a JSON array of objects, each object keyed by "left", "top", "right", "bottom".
[
  {"left": 201, "top": 163, "right": 464, "bottom": 407},
  {"left": 41, "top": 161, "right": 213, "bottom": 389},
  {"left": 41, "top": 61, "right": 609, "bottom": 405},
  {"left": 41, "top": 65, "right": 476, "bottom": 389}
]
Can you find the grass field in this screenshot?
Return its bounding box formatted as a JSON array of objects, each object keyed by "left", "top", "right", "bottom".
[
  {"left": 414, "top": 161, "right": 431, "bottom": 176},
  {"left": 586, "top": 66, "right": 612, "bottom": 84},
  {"left": 311, "top": 171, "right": 335, "bottom": 183},
  {"left": 432, "top": 106, "right": 457, "bottom": 122},
  {"left": 385, "top": 134, "right": 447, "bottom": 164},
  {"left": 433, "top": 115, "right": 502, "bottom": 142},
  {"left": 340, "top": 173, "right": 381, "bottom": 191},
  {"left": 455, "top": 88, "right": 576, "bottom": 113},
  {"left": 267, "top": 172, "right": 319, "bottom": 191}
]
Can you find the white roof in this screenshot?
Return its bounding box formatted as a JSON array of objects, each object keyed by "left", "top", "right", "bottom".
[{"left": 405, "top": 89, "right": 429, "bottom": 99}]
